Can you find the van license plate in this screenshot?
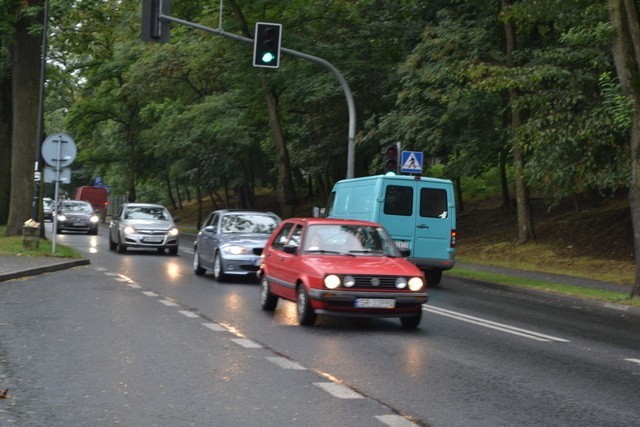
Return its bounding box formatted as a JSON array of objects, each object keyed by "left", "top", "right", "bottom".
[
  {"left": 355, "top": 298, "right": 395, "bottom": 309},
  {"left": 394, "top": 241, "right": 409, "bottom": 250}
]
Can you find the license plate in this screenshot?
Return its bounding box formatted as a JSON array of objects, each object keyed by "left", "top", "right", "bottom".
[
  {"left": 73, "top": 221, "right": 85, "bottom": 226},
  {"left": 354, "top": 298, "right": 395, "bottom": 309},
  {"left": 394, "top": 241, "right": 409, "bottom": 250},
  {"left": 143, "top": 236, "right": 163, "bottom": 243}
]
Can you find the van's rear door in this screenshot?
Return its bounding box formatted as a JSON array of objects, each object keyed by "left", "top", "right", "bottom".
[
  {"left": 377, "top": 182, "right": 415, "bottom": 252},
  {"left": 413, "top": 182, "right": 455, "bottom": 265}
]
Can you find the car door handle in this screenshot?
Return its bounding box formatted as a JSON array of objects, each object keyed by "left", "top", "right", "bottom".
[{"left": 417, "top": 224, "right": 429, "bottom": 229}]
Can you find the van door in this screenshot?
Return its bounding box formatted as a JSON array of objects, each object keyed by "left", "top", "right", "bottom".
[
  {"left": 377, "top": 182, "right": 415, "bottom": 252},
  {"left": 413, "top": 184, "right": 453, "bottom": 265}
]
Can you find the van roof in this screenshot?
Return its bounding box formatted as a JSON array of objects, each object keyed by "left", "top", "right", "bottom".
[{"left": 335, "top": 174, "right": 453, "bottom": 185}]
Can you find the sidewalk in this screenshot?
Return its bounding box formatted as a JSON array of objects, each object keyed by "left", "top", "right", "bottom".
[{"left": 0, "top": 255, "right": 90, "bottom": 282}]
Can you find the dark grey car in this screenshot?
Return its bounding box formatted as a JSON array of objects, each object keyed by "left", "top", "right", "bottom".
[
  {"left": 193, "top": 210, "right": 281, "bottom": 281},
  {"left": 54, "top": 200, "right": 99, "bottom": 235}
]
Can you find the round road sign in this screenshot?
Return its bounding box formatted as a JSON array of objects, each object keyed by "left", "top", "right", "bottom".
[{"left": 41, "top": 133, "right": 77, "bottom": 167}]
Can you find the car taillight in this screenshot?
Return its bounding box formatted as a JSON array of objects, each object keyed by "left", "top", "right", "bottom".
[{"left": 450, "top": 230, "right": 457, "bottom": 248}]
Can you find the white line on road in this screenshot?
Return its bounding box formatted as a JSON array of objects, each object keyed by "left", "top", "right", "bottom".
[
  {"left": 178, "top": 310, "right": 200, "bottom": 318},
  {"left": 142, "top": 291, "right": 159, "bottom": 297},
  {"left": 624, "top": 358, "right": 640, "bottom": 365},
  {"left": 159, "top": 300, "right": 178, "bottom": 307},
  {"left": 424, "top": 306, "right": 570, "bottom": 342},
  {"left": 266, "top": 357, "right": 306, "bottom": 370},
  {"left": 314, "top": 382, "right": 364, "bottom": 399},
  {"left": 231, "top": 338, "right": 262, "bottom": 349},
  {"left": 375, "top": 415, "right": 418, "bottom": 427},
  {"left": 202, "top": 322, "right": 226, "bottom": 332}
]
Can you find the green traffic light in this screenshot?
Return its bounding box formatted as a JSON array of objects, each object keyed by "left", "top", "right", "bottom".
[{"left": 261, "top": 52, "right": 275, "bottom": 63}]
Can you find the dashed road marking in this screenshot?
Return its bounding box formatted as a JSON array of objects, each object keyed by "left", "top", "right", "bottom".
[
  {"left": 231, "top": 338, "right": 262, "bottom": 349},
  {"left": 266, "top": 357, "right": 306, "bottom": 370},
  {"left": 314, "top": 382, "right": 364, "bottom": 399},
  {"left": 375, "top": 415, "right": 417, "bottom": 427},
  {"left": 624, "top": 358, "right": 640, "bottom": 365},
  {"left": 202, "top": 322, "right": 226, "bottom": 332},
  {"left": 94, "top": 267, "right": 107, "bottom": 272},
  {"left": 159, "top": 300, "right": 178, "bottom": 307},
  {"left": 142, "top": 291, "right": 159, "bottom": 297},
  {"left": 178, "top": 310, "right": 200, "bottom": 318}
]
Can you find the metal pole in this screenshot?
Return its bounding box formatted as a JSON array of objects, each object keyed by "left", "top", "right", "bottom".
[
  {"left": 161, "top": 14, "right": 357, "bottom": 178},
  {"left": 32, "top": 0, "right": 49, "bottom": 221}
]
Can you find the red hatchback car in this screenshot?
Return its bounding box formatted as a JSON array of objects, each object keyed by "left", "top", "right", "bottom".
[{"left": 258, "top": 218, "right": 428, "bottom": 328}]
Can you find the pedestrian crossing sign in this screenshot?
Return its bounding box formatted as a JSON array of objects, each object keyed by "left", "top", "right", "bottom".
[{"left": 401, "top": 151, "right": 423, "bottom": 174}]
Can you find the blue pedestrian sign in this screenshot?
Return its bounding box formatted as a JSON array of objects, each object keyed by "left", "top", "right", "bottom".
[{"left": 401, "top": 151, "right": 423, "bottom": 174}]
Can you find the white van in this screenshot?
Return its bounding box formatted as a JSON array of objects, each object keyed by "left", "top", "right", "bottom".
[{"left": 325, "top": 174, "right": 456, "bottom": 285}]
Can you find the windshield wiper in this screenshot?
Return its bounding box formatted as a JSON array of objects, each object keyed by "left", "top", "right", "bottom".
[
  {"left": 304, "top": 249, "right": 342, "bottom": 255},
  {"left": 347, "top": 249, "right": 384, "bottom": 254}
]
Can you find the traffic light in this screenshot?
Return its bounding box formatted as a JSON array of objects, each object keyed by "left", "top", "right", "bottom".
[
  {"left": 383, "top": 145, "right": 398, "bottom": 173},
  {"left": 253, "top": 22, "right": 282, "bottom": 68},
  {"left": 141, "top": 0, "right": 171, "bottom": 43}
]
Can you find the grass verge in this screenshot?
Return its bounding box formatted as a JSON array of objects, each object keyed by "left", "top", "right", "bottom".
[{"left": 0, "top": 226, "right": 83, "bottom": 258}]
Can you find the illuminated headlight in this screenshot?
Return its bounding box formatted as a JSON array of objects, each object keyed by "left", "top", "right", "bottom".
[
  {"left": 343, "top": 275, "right": 356, "bottom": 288},
  {"left": 324, "top": 274, "right": 341, "bottom": 289},
  {"left": 408, "top": 277, "right": 424, "bottom": 292},
  {"left": 124, "top": 225, "right": 136, "bottom": 235},
  {"left": 57, "top": 214, "right": 67, "bottom": 221},
  {"left": 224, "top": 245, "right": 250, "bottom": 255},
  {"left": 168, "top": 227, "right": 179, "bottom": 237},
  {"left": 90, "top": 215, "right": 99, "bottom": 223},
  {"left": 395, "top": 277, "right": 407, "bottom": 289}
]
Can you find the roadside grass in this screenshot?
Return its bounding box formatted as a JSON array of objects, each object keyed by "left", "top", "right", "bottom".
[{"left": 0, "top": 226, "right": 82, "bottom": 258}]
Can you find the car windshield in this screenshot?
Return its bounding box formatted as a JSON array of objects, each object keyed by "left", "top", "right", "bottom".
[
  {"left": 221, "top": 214, "right": 279, "bottom": 234},
  {"left": 303, "top": 224, "right": 400, "bottom": 256},
  {"left": 124, "top": 206, "right": 170, "bottom": 221},
  {"left": 43, "top": 199, "right": 54, "bottom": 209},
  {"left": 60, "top": 202, "right": 93, "bottom": 213}
]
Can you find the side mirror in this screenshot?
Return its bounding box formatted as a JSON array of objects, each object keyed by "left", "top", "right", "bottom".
[{"left": 173, "top": 217, "right": 181, "bottom": 223}]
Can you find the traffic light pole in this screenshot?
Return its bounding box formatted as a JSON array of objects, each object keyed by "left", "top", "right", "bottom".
[{"left": 159, "top": 14, "right": 357, "bottom": 179}]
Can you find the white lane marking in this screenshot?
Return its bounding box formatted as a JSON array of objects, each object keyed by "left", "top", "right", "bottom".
[
  {"left": 231, "top": 338, "right": 262, "bottom": 349},
  {"left": 104, "top": 272, "right": 118, "bottom": 276},
  {"left": 159, "top": 300, "right": 178, "bottom": 307},
  {"left": 375, "top": 415, "right": 417, "bottom": 427},
  {"left": 424, "top": 306, "right": 570, "bottom": 343},
  {"left": 202, "top": 322, "right": 226, "bottom": 332},
  {"left": 624, "top": 358, "right": 640, "bottom": 365},
  {"left": 314, "top": 382, "right": 364, "bottom": 399},
  {"left": 142, "top": 291, "right": 159, "bottom": 297},
  {"left": 126, "top": 283, "right": 141, "bottom": 289},
  {"left": 266, "top": 357, "right": 306, "bottom": 370},
  {"left": 115, "top": 277, "right": 128, "bottom": 282},
  {"left": 179, "top": 310, "right": 200, "bottom": 318},
  {"left": 94, "top": 267, "right": 107, "bottom": 272}
]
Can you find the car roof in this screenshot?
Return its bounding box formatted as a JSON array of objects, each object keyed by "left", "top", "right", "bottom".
[
  {"left": 282, "top": 217, "right": 381, "bottom": 227},
  {"left": 215, "top": 209, "right": 280, "bottom": 217},
  {"left": 122, "top": 203, "right": 167, "bottom": 208}
]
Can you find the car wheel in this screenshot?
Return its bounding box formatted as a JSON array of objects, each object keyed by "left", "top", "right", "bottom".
[
  {"left": 169, "top": 247, "right": 178, "bottom": 256},
  {"left": 56, "top": 227, "right": 62, "bottom": 235},
  {"left": 213, "top": 251, "right": 227, "bottom": 281},
  {"left": 400, "top": 311, "right": 422, "bottom": 329},
  {"left": 108, "top": 234, "right": 117, "bottom": 251},
  {"left": 193, "top": 249, "right": 206, "bottom": 276},
  {"left": 296, "top": 286, "right": 316, "bottom": 326},
  {"left": 89, "top": 227, "right": 98, "bottom": 235},
  {"left": 427, "top": 269, "right": 442, "bottom": 287},
  {"left": 260, "top": 277, "right": 278, "bottom": 311},
  {"left": 157, "top": 247, "right": 165, "bottom": 254},
  {"left": 116, "top": 236, "right": 127, "bottom": 254}
]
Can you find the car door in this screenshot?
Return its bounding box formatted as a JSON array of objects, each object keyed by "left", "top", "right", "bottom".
[
  {"left": 265, "top": 222, "right": 302, "bottom": 300},
  {"left": 198, "top": 212, "right": 219, "bottom": 268},
  {"left": 413, "top": 184, "right": 453, "bottom": 263},
  {"left": 109, "top": 205, "right": 124, "bottom": 242}
]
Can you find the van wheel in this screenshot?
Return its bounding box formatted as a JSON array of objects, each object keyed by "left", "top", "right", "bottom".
[{"left": 426, "top": 269, "right": 442, "bottom": 287}]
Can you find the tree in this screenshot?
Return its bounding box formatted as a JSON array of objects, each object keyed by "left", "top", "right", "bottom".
[{"left": 608, "top": 0, "right": 640, "bottom": 298}]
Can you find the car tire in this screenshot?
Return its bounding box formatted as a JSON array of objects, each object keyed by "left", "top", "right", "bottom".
[
  {"left": 116, "top": 237, "right": 127, "bottom": 254},
  {"left": 157, "top": 248, "right": 165, "bottom": 254},
  {"left": 193, "top": 249, "right": 206, "bottom": 276},
  {"left": 427, "top": 269, "right": 442, "bottom": 287},
  {"left": 89, "top": 227, "right": 98, "bottom": 235},
  {"left": 213, "top": 251, "right": 227, "bottom": 281},
  {"left": 56, "top": 227, "right": 62, "bottom": 235},
  {"left": 109, "top": 234, "right": 117, "bottom": 251},
  {"left": 296, "top": 286, "right": 316, "bottom": 326},
  {"left": 400, "top": 311, "right": 422, "bottom": 329},
  {"left": 260, "top": 277, "right": 278, "bottom": 311}
]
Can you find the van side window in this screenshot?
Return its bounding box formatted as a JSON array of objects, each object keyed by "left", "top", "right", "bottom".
[
  {"left": 325, "top": 192, "right": 336, "bottom": 217},
  {"left": 384, "top": 185, "right": 413, "bottom": 216},
  {"left": 420, "top": 188, "right": 448, "bottom": 218},
  {"left": 272, "top": 223, "right": 295, "bottom": 251}
]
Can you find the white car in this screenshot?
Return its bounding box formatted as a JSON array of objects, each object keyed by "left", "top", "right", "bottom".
[{"left": 108, "top": 203, "right": 180, "bottom": 255}]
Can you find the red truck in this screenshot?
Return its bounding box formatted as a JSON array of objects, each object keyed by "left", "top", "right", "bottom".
[{"left": 75, "top": 186, "right": 109, "bottom": 222}]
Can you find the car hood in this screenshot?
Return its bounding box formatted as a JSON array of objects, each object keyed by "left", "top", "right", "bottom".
[
  {"left": 218, "top": 233, "right": 270, "bottom": 247},
  {"left": 122, "top": 219, "right": 175, "bottom": 230},
  {"left": 301, "top": 255, "right": 423, "bottom": 276}
]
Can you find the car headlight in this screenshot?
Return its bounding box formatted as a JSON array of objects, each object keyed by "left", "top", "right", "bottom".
[
  {"left": 324, "top": 274, "right": 341, "bottom": 289},
  {"left": 57, "top": 214, "right": 67, "bottom": 221},
  {"left": 168, "top": 227, "right": 179, "bottom": 236},
  {"left": 395, "top": 277, "right": 408, "bottom": 289},
  {"left": 90, "top": 215, "right": 99, "bottom": 223},
  {"left": 224, "top": 245, "right": 250, "bottom": 255},
  {"left": 408, "top": 277, "right": 424, "bottom": 291},
  {"left": 124, "top": 225, "right": 136, "bottom": 235}
]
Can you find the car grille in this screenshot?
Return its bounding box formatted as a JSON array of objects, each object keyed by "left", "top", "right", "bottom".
[
  {"left": 137, "top": 230, "right": 167, "bottom": 235},
  {"left": 346, "top": 275, "right": 401, "bottom": 289}
]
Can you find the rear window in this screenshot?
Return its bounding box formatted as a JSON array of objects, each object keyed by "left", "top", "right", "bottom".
[
  {"left": 383, "top": 185, "right": 413, "bottom": 216},
  {"left": 420, "top": 188, "right": 448, "bottom": 218}
]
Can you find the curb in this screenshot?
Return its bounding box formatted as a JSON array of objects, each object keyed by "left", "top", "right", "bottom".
[{"left": 0, "top": 258, "right": 91, "bottom": 282}]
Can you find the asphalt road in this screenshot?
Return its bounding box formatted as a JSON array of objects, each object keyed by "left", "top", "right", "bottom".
[{"left": 1, "top": 224, "right": 639, "bottom": 426}]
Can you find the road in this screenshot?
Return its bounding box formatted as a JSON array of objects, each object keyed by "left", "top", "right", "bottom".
[{"left": 1, "top": 224, "right": 639, "bottom": 426}]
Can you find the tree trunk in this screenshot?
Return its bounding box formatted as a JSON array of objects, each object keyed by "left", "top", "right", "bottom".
[
  {"left": 499, "top": 149, "right": 511, "bottom": 211},
  {"left": 609, "top": 0, "right": 640, "bottom": 297},
  {"left": 126, "top": 121, "right": 136, "bottom": 202},
  {"left": 5, "top": 1, "right": 43, "bottom": 236},
  {"left": 0, "top": 74, "right": 12, "bottom": 225},
  {"left": 503, "top": 0, "right": 534, "bottom": 243}
]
